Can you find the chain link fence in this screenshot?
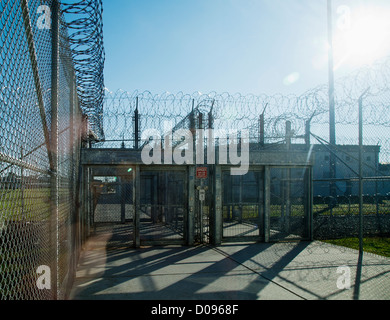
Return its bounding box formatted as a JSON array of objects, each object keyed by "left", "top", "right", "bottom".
[
  {"left": 99, "top": 55, "right": 390, "bottom": 246},
  {"left": 1, "top": 0, "right": 103, "bottom": 300},
  {"left": 1, "top": 0, "right": 389, "bottom": 301}
]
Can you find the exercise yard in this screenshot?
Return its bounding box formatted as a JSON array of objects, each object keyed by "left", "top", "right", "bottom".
[{"left": 69, "top": 226, "right": 390, "bottom": 300}]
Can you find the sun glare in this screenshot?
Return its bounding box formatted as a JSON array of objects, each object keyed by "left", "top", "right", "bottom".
[{"left": 333, "top": 7, "right": 390, "bottom": 70}]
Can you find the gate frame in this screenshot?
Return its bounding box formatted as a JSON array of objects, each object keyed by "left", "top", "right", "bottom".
[
  {"left": 81, "top": 148, "right": 314, "bottom": 247},
  {"left": 210, "top": 163, "right": 314, "bottom": 245},
  {"left": 219, "top": 166, "right": 266, "bottom": 243},
  {"left": 136, "top": 165, "right": 191, "bottom": 247}
]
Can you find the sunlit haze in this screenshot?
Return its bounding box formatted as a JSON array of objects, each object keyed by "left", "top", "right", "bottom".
[{"left": 102, "top": 0, "right": 390, "bottom": 95}]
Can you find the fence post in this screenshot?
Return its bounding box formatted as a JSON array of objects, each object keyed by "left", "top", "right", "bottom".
[
  {"left": 305, "top": 120, "right": 311, "bottom": 148},
  {"left": 50, "top": 0, "right": 60, "bottom": 300},
  {"left": 213, "top": 166, "right": 222, "bottom": 245},
  {"left": 259, "top": 113, "right": 265, "bottom": 147},
  {"left": 259, "top": 104, "right": 267, "bottom": 147},
  {"left": 188, "top": 166, "right": 195, "bottom": 246},
  {"left": 20, "top": 0, "right": 53, "bottom": 168},
  {"left": 134, "top": 97, "right": 139, "bottom": 149},
  {"left": 327, "top": 0, "right": 337, "bottom": 205},
  {"left": 264, "top": 166, "right": 271, "bottom": 243},
  {"left": 134, "top": 165, "right": 141, "bottom": 248},
  {"left": 359, "top": 95, "right": 363, "bottom": 254},
  {"left": 120, "top": 176, "right": 126, "bottom": 224},
  {"left": 358, "top": 89, "right": 369, "bottom": 253},
  {"left": 285, "top": 122, "right": 292, "bottom": 233}
]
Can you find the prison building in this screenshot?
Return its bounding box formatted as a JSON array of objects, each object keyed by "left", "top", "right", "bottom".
[{"left": 281, "top": 144, "right": 384, "bottom": 196}]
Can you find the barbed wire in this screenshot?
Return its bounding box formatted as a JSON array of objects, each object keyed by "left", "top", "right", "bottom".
[
  {"left": 62, "top": 0, "right": 105, "bottom": 140},
  {"left": 101, "top": 55, "right": 390, "bottom": 155}
]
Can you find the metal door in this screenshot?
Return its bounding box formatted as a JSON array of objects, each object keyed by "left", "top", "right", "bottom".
[
  {"left": 139, "top": 169, "right": 187, "bottom": 245},
  {"left": 222, "top": 169, "right": 265, "bottom": 242},
  {"left": 90, "top": 166, "right": 135, "bottom": 248},
  {"left": 269, "top": 167, "right": 310, "bottom": 241}
]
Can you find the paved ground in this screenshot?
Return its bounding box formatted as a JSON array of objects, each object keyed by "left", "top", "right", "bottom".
[{"left": 69, "top": 231, "right": 390, "bottom": 300}]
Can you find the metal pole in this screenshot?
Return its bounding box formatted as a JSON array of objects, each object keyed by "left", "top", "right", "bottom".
[
  {"left": 214, "top": 166, "right": 222, "bottom": 245},
  {"left": 188, "top": 166, "right": 195, "bottom": 246},
  {"left": 134, "top": 97, "right": 139, "bottom": 149},
  {"left": 285, "top": 122, "right": 292, "bottom": 233},
  {"left": 21, "top": 0, "right": 53, "bottom": 169},
  {"left": 264, "top": 166, "right": 271, "bottom": 243},
  {"left": 134, "top": 165, "right": 140, "bottom": 248},
  {"left": 327, "top": 0, "right": 336, "bottom": 146},
  {"left": 327, "top": 0, "right": 337, "bottom": 200},
  {"left": 260, "top": 104, "right": 268, "bottom": 147},
  {"left": 20, "top": 146, "right": 24, "bottom": 217},
  {"left": 358, "top": 88, "right": 370, "bottom": 254},
  {"left": 358, "top": 97, "right": 363, "bottom": 254},
  {"left": 120, "top": 177, "right": 126, "bottom": 224},
  {"left": 50, "top": 0, "right": 60, "bottom": 300},
  {"left": 200, "top": 194, "right": 204, "bottom": 243}
]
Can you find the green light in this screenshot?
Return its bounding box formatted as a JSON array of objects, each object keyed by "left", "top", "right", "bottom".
[{"left": 128, "top": 168, "right": 133, "bottom": 173}]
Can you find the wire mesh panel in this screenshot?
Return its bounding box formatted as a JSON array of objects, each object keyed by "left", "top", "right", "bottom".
[
  {"left": 222, "top": 169, "right": 265, "bottom": 241},
  {"left": 0, "top": 0, "right": 104, "bottom": 300},
  {"left": 313, "top": 178, "right": 390, "bottom": 240},
  {"left": 139, "top": 170, "right": 187, "bottom": 244},
  {"left": 0, "top": 171, "right": 52, "bottom": 300},
  {"left": 0, "top": 0, "right": 54, "bottom": 300},
  {"left": 269, "top": 167, "right": 310, "bottom": 241},
  {"left": 90, "top": 168, "right": 134, "bottom": 248},
  {"left": 92, "top": 179, "right": 134, "bottom": 223}
]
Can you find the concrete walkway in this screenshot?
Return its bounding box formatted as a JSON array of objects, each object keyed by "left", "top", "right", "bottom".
[{"left": 69, "top": 232, "right": 390, "bottom": 300}]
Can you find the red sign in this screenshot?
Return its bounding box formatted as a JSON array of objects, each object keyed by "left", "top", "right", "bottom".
[{"left": 196, "top": 167, "right": 208, "bottom": 179}]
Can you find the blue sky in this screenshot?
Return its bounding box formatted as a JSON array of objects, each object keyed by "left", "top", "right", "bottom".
[{"left": 102, "top": 0, "right": 390, "bottom": 96}]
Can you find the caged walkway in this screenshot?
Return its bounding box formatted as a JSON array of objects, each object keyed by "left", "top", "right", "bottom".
[{"left": 69, "top": 225, "right": 390, "bottom": 301}]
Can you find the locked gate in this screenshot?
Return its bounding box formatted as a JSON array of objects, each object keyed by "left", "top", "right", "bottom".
[
  {"left": 83, "top": 147, "right": 313, "bottom": 247},
  {"left": 139, "top": 169, "right": 187, "bottom": 245},
  {"left": 222, "top": 169, "right": 265, "bottom": 242},
  {"left": 220, "top": 166, "right": 312, "bottom": 243},
  {"left": 90, "top": 166, "right": 135, "bottom": 248},
  {"left": 89, "top": 166, "right": 188, "bottom": 247},
  {"left": 269, "top": 167, "right": 311, "bottom": 241}
]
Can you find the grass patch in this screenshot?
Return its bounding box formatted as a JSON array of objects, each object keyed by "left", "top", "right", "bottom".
[
  {"left": 0, "top": 188, "right": 51, "bottom": 222},
  {"left": 314, "top": 201, "right": 390, "bottom": 216},
  {"left": 324, "top": 237, "right": 390, "bottom": 257}
]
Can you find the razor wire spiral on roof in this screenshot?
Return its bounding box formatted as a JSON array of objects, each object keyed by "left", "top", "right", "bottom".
[
  {"left": 101, "top": 55, "right": 390, "bottom": 151},
  {"left": 62, "top": 0, "right": 105, "bottom": 140}
]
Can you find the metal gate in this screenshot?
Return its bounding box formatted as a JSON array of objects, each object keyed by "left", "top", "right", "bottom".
[
  {"left": 91, "top": 166, "right": 135, "bottom": 248},
  {"left": 269, "top": 167, "right": 311, "bottom": 241},
  {"left": 222, "top": 169, "right": 265, "bottom": 242},
  {"left": 88, "top": 164, "right": 311, "bottom": 247},
  {"left": 220, "top": 166, "right": 311, "bottom": 243},
  {"left": 139, "top": 169, "right": 187, "bottom": 245},
  {"left": 89, "top": 166, "right": 188, "bottom": 247}
]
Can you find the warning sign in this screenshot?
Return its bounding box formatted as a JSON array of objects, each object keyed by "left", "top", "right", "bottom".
[{"left": 196, "top": 167, "right": 208, "bottom": 179}]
